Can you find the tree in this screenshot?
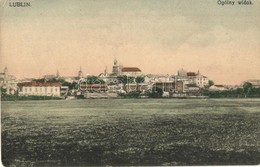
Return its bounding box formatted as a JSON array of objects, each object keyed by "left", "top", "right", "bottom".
[
  {"left": 148, "top": 87, "right": 163, "bottom": 98},
  {"left": 117, "top": 75, "right": 134, "bottom": 92},
  {"left": 61, "top": 81, "right": 78, "bottom": 90},
  {"left": 135, "top": 76, "right": 145, "bottom": 91},
  {"left": 1, "top": 87, "right": 7, "bottom": 99},
  {"left": 243, "top": 82, "right": 253, "bottom": 97},
  {"left": 208, "top": 80, "right": 214, "bottom": 87},
  {"left": 70, "top": 82, "right": 78, "bottom": 90},
  {"left": 33, "top": 78, "right": 46, "bottom": 82},
  {"left": 86, "top": 76, "right": 105, "bottom": 84}
]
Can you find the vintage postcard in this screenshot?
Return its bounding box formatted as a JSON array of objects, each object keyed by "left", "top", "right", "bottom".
[{"left": 1, "top": 0, "right": 260, "bottom": 166}]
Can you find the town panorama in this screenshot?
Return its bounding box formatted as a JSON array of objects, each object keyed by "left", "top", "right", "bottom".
[{"left": 1, "top": 58, "right": 259, "bottom": 99}]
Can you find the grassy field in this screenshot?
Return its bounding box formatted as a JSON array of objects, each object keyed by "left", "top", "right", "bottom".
[{"left": 1, "top": 99, "right": 260, "bottom": 166}]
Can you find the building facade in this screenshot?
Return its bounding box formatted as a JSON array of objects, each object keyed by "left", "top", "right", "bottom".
[
  {"left": 17, "top": 82, "right": 61, "bottom": 96},
  {"left": 121, "top": 67, "right": 142, "bottom": 77},
  {"left": 209, "top": 85, "right": 227, "bottom": 91},
  {"left": 175, "top": 69, "right": 209, "bottom": 88}
]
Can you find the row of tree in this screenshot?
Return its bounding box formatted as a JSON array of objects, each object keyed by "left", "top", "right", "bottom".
[{"left": 202, "top": 82, "right": 260, "bottom": 98}]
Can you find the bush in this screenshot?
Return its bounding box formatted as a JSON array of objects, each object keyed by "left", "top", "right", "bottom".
[
  {"left": 202, "top": 88, "right": 260, "bottom": 98},
  {"left": 119, "top": 91, "right": 141, "bottom": 98},
  {"left": 148, "top": 87, "right": 163, "bottom": 98},
  {"left": 1, "top": 95, "right": 63, "bottom": 101}
]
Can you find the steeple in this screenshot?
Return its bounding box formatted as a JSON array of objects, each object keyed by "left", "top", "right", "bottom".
[
  {"left": 3, "top": 67, "right": 8, "bottom": 78},
  {"left": 3, "top": 67, "right": 8, "bottom": 74},
  {"left": 78, "top": 66, "right": 83, "bottom": 78},
  {"left": 112, "top": 58, "right": 120, "bottom": 75},
  {"left": 56, "top": 70, "right": 60, "bottom": 78},
  {"left": 114, "top": 58, "right": 118, "bottom": 66},
  {"left": 104, "top": 66, "right": 108, "bottom": 74}
]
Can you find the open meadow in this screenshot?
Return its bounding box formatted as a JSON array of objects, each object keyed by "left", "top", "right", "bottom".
[{"left": 1, "top": 99, "right": 260, "bottom": 166}]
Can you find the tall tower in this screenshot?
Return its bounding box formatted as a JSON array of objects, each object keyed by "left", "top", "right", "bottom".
[
  {"left": 112, "top": 58, "right": 120, "bottom": 75},
  {"left": 104, "top": 66, "right": 108, "bottom": 76},
  {"left": 56, "top": 70, "right": 60, "bottom": 78},
  {"left": 78, "top": 66, "right": 83, "bottom": 78},
  {"left": 3, "top": 67, "right": 8, "bottom": 75},
  {"left": 2, "top": 67, "right": 8, "bottom": 85}
]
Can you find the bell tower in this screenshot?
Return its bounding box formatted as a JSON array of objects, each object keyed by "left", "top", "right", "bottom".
[
  {"left": 112, "top": 58, "right": 120, "bottom": 75},
  {"left": 78, "top": 66, "right": 83, "bottom": 78}
]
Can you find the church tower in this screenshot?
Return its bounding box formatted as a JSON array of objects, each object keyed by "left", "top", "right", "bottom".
[
  {"left": 112, "top": 58, "right": 120, "bottom": 76},
  {"left": 78, "top": 66, "right": 83, "bottom": 78},
  {"left": 3, "top": 67, "right": 8, "bottom": 79},
  {"left": 104, "top": 66, "right": 108, "bottom": 76},
  {"left": 56, "top": 70, "right": 60, "bottom": 78}
]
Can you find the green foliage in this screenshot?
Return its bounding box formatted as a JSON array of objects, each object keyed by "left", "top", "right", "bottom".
[
  {"left": 32, "top": 78, "right": 46, "bottom": 82},
  {"left": 117, "top": 75, "right": 135, "bottom": 92},
  {"left": 86, "top": 76, "right": 105, "bottom": 84},
  {"left": 135, "top": 76, "right": 145, "bottom": 91},
  {"left": 208, "top": 80, "right": 214, "bottom": 87},
  {"left": 117, "top": 75, "right": 135, "bottom": 85},
  {"left": 243, "top": 82, "right": 253, "bottom": 97},
  {"left": 1, "top": 87, "right": 7, "bottom": 94},
  {"left": 148, "top": 87, "right": 163, "bottom": 98},
  {"left": 58, "top": 79, "right": 78, "bottom": 90},
  {"left": 68, "top": 82, "right": 78, "bottom": 90},
  {"left": 1, "top": 95, "right": 62, "bottom": 101},
  {"left": 202, "top": 87, "right": 260, "bottom": 98},
  {"left": 118, "top": 91, "right": 141, "bottom": 98},
  {"left": 76, "top": 94, "right": 85, "bottom": 99},
  {"left": 243, "top": 82, "right": 253, "bottom": 91},
  {"left": 31, "top": 78, "right": 79, "bottom": 90},
  {"left": 135, "top": 76, "right": 145, "bottom": 83}
]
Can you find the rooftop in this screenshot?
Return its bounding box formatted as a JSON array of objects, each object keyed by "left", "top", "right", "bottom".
[
  {"left": 122, "top": 67, "right": 142, "bottom": 72},
  {"left": 214, "top": 85, "right": 225, "bottom": 88},
  {"left": 17, "top": 82, "right": 61, "bottom": 87},
  {"left": 187, "top": 72, "right": 196, "bottom": 76}
]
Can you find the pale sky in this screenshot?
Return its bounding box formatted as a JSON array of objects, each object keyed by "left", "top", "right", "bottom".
[{"left": 0, "top": 0, "right": 259, "bottom": 84}]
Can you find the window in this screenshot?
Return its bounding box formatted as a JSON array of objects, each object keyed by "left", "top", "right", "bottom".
[
  {"left": 29, "top": 88, "right": 32, "bottom": 92},
  {"left": 35, "top": 88, "right": 38, "bottom": 92},
  {"left": 45, "top": 87, "right": 47, "bottom": 92},
  {"left": 55, "top": 88, "right": 58, "bottom": 92},
  {"left": 24, "top": 88, "right": 27, "bottom": 92},
  {"left": 51, "top": 88, "right": 53, "bottom": 92}
]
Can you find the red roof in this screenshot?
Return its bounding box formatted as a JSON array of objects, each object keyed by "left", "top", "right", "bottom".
[
  {"left": 214, "top": 85, "right": 225, "bottom": 88},
  {"left": 122, "top": 67, "right": 141, "bottom": 72},
  {"left": 17, "top": 82, "right": 61, "bottom": 87},
  {"left": 187, "top": 72, "right": 196, "bottom": 76}
]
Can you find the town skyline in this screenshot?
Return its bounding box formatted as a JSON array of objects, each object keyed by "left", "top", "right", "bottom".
[
  {"left": 0, "top": 59, "right": 257, "bottom": 86},
  {"left": 1, "top": 0, "right": 259, "bottom": 85}
]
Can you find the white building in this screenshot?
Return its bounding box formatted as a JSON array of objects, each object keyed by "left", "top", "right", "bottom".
[
  {"left": 194, "top": 74, "right": 209, "bottom": 88},
  {"left": 175, "top": 69, "right": 209, "bottom": 88},
  {"left": 17, "top": 82, "right": 61, "bottom": 96},
  {"left": 209, "top": 85, "right": 227, "bottom": 91},
  {"left": 0, "top": 67, "right": 18, "bottom": 94},
  {"left": 99, "top": 59, "right": 144, "bottom": 85},
  {"left": 145, "top": 74, "right": 170, "bottom": 84},
  {"left": 121, "top": 67, "right": 142, "bottom": 77}
]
